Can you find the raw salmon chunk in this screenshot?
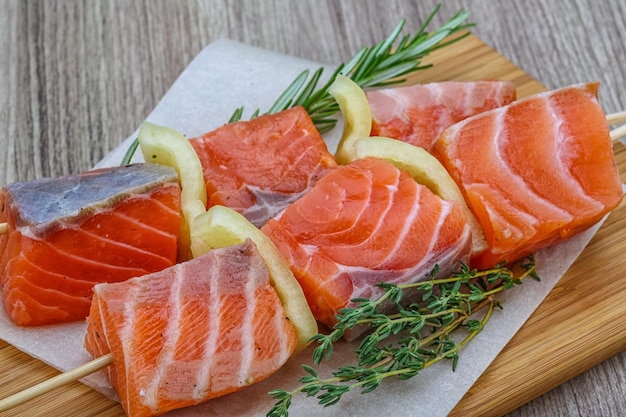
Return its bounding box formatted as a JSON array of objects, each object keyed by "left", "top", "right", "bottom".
[
  {"left": 367, "top": 80, "right": 516, "bottom": 152},
  {"left": 0, "top": 164, "right": 181, "bottom": 326},
  {"left": 190, "top": 106, "right": 337, "bottom": 227},
  {"left": 85, "top": 239, "right": 298, "bottom": 417},
  {"left": 433, "top": 82, "right": 623, "bottom": 269},
  {"left": 261, "top": 157, "right": 472, "bottom": 339}
]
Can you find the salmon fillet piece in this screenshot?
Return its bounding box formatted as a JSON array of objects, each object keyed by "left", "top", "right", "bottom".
[
  {"left": 84, "top": 239, "right": 298, "bottom": 417},
  {"left": 368, "top": 80, "right": 516, "bottom": 152},
  {"left": 433, "top": 82, "right": 623, "bottom": 268},
  {"left": 0, "top": 164, "right": 181, "bottom": 326},
  {"left": 189, "top": 106, "right": 337, "bottom": 227},
  {"left": 261, "top": 157, "right": 472, "bottom": 339}
]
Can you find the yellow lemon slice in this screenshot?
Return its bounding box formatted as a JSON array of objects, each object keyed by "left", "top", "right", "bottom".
[
  {"left": 138, "top": 121, "right": 207, "bottom": 261},
  {"left": 190, "top": 205, "right": 318, "bottom": 355},
  {"left": 354, "top": 136, "right": 488, "bottom": 256},
  {"left": 329, "top": 74, "right": 372, "bottom": 165}
]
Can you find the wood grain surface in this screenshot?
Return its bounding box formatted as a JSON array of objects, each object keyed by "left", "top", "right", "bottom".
[{"left": 1, "top": 1, "right": 625, "bottom": 416}]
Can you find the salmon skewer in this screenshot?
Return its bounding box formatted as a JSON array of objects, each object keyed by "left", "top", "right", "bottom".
[
  {"left": 0, "top": 82, "right": 624, "bottom": 414},
  {"left": 1, "top": 1, "right": 620, "bottom": 408},
  {"left": 0, "top": 84, "right": 623, "bottom": 328}
]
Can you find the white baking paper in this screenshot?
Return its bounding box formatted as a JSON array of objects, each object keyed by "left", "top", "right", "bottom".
[{"left": 0, "top": 39, "right": 609, "bottom": 416}]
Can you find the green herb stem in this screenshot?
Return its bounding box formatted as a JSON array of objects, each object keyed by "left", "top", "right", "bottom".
[{"left": 267, "top": 256, "right": 538, "bottom": 417}]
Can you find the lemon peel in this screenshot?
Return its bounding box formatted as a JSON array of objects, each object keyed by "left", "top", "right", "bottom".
[
  {"left": 329, "top": 74, "right": 372, "bottom": 165},
  {"left": 138, "top": 121, "right": 207, "bottom": 261}
]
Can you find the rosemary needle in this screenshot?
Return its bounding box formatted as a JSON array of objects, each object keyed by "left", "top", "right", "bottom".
[
  {"left": 230, "top": 5, "right": 474, "bottom": 132},
  {"left": 120, "top": 5, "right": 473, "bottom": 165}
]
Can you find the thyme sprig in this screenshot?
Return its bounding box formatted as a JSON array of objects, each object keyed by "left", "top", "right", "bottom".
[
  {"left": 120, "top": 6, "right": 473, "bottom": 165},
  {"left": 230, "top": 5, "right": 473, "bottom": 133},
  {"left": 267, "top": 257, "right": 539, "bottom": 417}
]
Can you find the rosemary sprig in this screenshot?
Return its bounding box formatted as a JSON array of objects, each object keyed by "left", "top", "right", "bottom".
[
  {"left": 231, "top": 5, "right": 473, "bottom": 132},
  {"left": 120, "top": 6, "right": 473, "bottom": 165},
  {"left": 267, "top": 257, "right": 539, "bottom": 417}
]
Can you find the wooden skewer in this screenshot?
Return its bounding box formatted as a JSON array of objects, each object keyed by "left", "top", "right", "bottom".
[
  {"left": 607, "top": 111, "right": 626, "bottom": 143},
  {"left": 0, "top": 222, "right": 6, "bottom": 234},
  {"left": 610, "top": 124, "right": 626, "bottom": 143},
  {"left": 0, "top": 353, "right": 113, "bottom": 412},
  {"left": 607, "top": 110, "right": 626, "bottom": 126}
]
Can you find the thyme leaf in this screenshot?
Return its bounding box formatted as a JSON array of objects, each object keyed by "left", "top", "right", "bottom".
[{"left": 266, "top": 256, "right": 539, "bottom": 417}]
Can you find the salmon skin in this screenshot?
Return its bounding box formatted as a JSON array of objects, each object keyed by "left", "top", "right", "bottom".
[
  {"left": 190, "top": 106, "right": 337, "bottom": 227},
  {"left": 0, "top": 163, "right": 181, "bottom": 326},
  {"left": 261, "top": 157, "right": 472, "bottom": 340},
  {"left": 367, "top": 80, "right": 516, "bottom": 152},
  {"left": 434, "top": 82, "right": 624, "bottom": 269},
  {"left": 84, "top": 239, "right": 298, "bottom": 417}
]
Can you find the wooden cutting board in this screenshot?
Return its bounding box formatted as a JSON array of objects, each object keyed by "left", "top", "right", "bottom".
[{"left": 0, "top": 33, "right": 625, "bottom": 417}]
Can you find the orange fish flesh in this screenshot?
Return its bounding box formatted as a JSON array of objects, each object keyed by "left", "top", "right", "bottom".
[
  {"left": 189, "top": 106, "right": 337, "bottom": 227},
  {"left": 433, "top": 82, "right": 624, "bottom": 269},
  {"left": 0, "top": 164, "right": 181, "bottom": 326},
  {"left": 368, "top": 80, "right": 516, "bottom": 152},
  {"left": 84, "top": 239, "right": 298, "bottom": 417},
  {"left": 261, "top": 157, "right": 472, "bottom": 339}
]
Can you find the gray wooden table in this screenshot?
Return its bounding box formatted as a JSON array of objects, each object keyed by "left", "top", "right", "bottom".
[{"left": 1, "top": 1, "right": 625, "bottom": 416}]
